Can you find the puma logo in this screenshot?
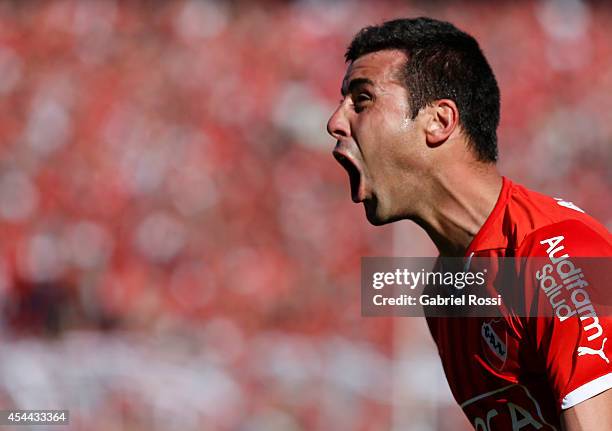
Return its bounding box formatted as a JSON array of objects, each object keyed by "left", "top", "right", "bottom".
[{"left": 577, "top": 337, "right": 609, "bottom": 364}]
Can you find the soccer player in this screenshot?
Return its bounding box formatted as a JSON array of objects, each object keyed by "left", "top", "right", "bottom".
[{"left": 327, "top": 18, "right": 612, "bottom": 430}]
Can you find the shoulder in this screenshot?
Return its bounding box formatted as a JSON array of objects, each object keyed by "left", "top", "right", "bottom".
[
  {"left": 505, "top": 181, "right": 611, "bottom": 256},
  {"left": 519, "top": 219, "right": 612, "bottom": 258},
  {"left": 469, "top": 178, "right": 610, "bottom": 256}
]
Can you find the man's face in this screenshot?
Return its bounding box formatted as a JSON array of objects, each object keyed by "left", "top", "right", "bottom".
[{"left": 327, "top": 50, "right": 428, "bottom": 225}]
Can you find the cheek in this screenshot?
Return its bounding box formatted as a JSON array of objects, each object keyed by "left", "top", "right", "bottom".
[
  {"left": 357, "top": 106, "right": 410, "bottom": 164},
  {"left": 363, "top": 108, "right": 401, "bottom": 143},
  {"left": 378, "top": 113, "right": 411, "bottom": 154},
  {"left": 378, "top": 101, "right": 411, "bottom": 135}
]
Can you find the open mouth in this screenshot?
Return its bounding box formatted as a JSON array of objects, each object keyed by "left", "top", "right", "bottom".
[{"left": 333, "top": 150, "right": 364, "bottom": 203}]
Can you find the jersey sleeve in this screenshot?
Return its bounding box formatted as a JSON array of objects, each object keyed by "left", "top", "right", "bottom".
[{"left": 520, "top": 220, "right": 612, "bottom": 411}]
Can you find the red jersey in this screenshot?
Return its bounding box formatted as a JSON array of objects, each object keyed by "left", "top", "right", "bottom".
[{"left": 427, "top": 177, "right": 612, "bottom": 430}]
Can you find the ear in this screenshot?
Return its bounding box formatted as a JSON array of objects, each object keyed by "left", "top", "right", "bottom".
[{"left": 424, "top": 99, "right": 459, "bottom": 146}]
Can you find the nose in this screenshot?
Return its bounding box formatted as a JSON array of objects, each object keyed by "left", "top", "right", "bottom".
[{"left": 326, "top": 104, "right": 350, "bottom": 140}]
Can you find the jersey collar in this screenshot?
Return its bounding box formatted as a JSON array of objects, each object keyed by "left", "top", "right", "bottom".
[{"left": 465, "top": 176, "right": 512, "bottom": 257}]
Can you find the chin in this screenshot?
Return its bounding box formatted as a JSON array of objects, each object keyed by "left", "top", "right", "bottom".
[
  {"left": 364, "top": 198, "right": 393, "bottom": 226},
  {"left": 364, "top": 197, "right": 408, "bottom": 226},
  {"left": 365, "top": 212, "right": 387, "bottom": 226}
]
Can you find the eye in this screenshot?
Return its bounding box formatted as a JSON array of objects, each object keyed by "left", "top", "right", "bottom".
[
  {"left": 355, "top": 93, "right": 371, "bottom": 102},
  {"left": 353, "top": 93, "right": 372, "bottom": 112}
]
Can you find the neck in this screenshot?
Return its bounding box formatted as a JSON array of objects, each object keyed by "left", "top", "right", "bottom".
[{"left": 414, "top": 163, "right": 503, "bottom": 257}]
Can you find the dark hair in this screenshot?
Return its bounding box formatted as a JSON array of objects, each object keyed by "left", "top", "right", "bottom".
[{"left": 346, "top": 17, "right": 500, "bottom": 162}]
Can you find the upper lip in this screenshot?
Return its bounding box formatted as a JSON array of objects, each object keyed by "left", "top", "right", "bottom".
[{"left": 332, "top": 141, "right": 356, "bottom": 164}]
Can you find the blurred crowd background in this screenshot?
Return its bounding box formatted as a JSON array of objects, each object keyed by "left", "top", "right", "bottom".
[{"left": 0, "top": 0, "right": 610, "bottom": 430}]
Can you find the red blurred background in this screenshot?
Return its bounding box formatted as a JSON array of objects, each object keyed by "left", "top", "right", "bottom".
[{"left": 0, "top": 1, "right": 610, "bottom": 430}]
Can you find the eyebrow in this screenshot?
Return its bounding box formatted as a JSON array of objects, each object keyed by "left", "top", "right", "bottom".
[{"left": 341, "top": 77, "right": 375, "bottom": 97}]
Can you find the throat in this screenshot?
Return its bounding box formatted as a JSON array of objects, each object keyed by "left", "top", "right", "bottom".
[{"left": 419, "top": 173, "right": 503, "bottom": 257}]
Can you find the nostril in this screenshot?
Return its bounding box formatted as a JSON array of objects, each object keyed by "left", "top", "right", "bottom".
[
  {"left": 326, "top": 119, "right": 340, "bottom": 137},
  {"left": 330, "top": 129, "right": 345, "bottom": 139},
  {"left": 327, "top": 122, "right": 349, "bottom": 139}
]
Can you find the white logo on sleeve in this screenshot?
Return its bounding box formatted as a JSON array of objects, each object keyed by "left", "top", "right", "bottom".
[
  {"left": 554, "top": 198, "right": 585, "bottom": 213},
  {"left": 577, "top": 337, "right": 609, "bottom": 364}
]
